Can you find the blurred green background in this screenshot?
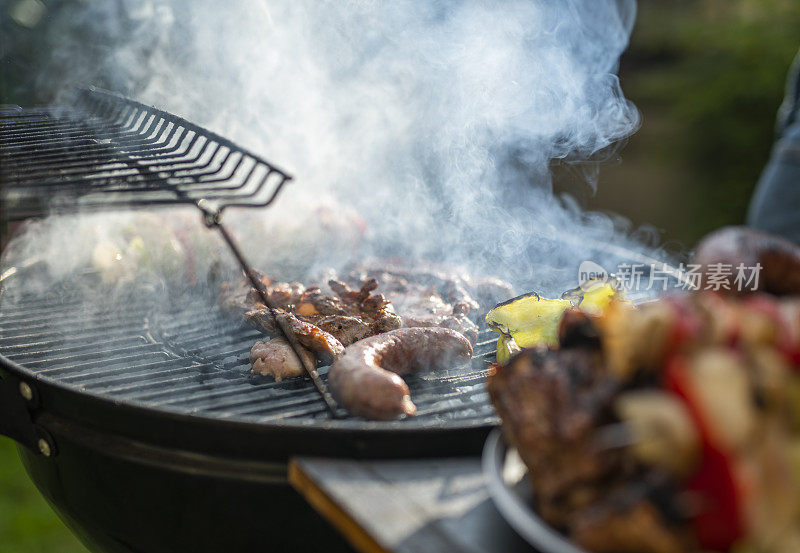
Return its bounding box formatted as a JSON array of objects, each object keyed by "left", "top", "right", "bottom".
[
  {"left": 1, "top": 0, "right": 800, "bottom": 551},
  {"left": 585, "top": 0, "right": 800, "bottom": 248},
  {"left": 0, "top": 438, "right": 87, "bottom": 552}
]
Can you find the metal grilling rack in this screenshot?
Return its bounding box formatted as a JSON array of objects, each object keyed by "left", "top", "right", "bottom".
[
  {"left": 0, "top": 87, "right": 291, "bottom": 217},
  {"left": 0, "top": 87, "right": 339, "bottom": 414}
]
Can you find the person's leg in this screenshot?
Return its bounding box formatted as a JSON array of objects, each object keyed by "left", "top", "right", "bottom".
[{"left": 747, "top": 49, "right": 800, "bottom": 244}]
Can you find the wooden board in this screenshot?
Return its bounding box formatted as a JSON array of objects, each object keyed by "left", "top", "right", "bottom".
[{"left": 289, "top": 457, "right": 532, "bottom": 553}]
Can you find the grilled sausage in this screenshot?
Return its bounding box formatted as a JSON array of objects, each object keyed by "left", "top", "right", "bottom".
[
  {"left": 692, "top": 226, "right": 800, "bottom": 295},
  {"left": 328, "top": 327, "right": 473, "bottom": 420}
]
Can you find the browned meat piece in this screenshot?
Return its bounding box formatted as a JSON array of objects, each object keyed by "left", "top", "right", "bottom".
[
  {"left": 692, "top": 226, "right": 800, "bottom": 295},
  {"left": 219, "top": 269, "right": 304, "bottom": 314},
  {"left": 250, "top": 338, "right": 316, "bottom": 382},
  {"left": 364, "top": 298, "right": 405, "bottom": 335},
  {"left": 347, "top": 262, "right": 481, "bottom": 313},
  {"left": 328, "top": 327, "right": 473, "bottom": 420},
  {"left": 355, "top": 262, "right": 515, "bottom": 313},
  {"left": 403, "top": 312, "right": 478, "bottom": 343},
  {"left": 328, "top": 277, "right": 377, "bottom": 303},
  {"left": 488, "top": 348, "right": 622, "bottom": 505},
  {"left": 221, "top": 272, "right": 401, "bottom": 360},
  {"left": 488, "top": 348, "right": 696, "bottom": 553},
  {"left": 294, "top": 286, "right": 343, "bottom": 316},
  {"left": 558, "top": 307, "right": 601, "bottom": 349},
  {"left": 435, "top": 277, "right": 481, "bottom": 313},
  {"left": 313, "top": 315, "right": 372, "bottom": 346},
  {"left": 218, "top": 278, "right": 255, "bottom": 317},
  {"left": 243, "top": 307, "right": 280, "bottom": 334},
  {"left": 295, "top": 279, "right": 403, "bottom": 343},
  {"left": 389, "top": 284, "right": 452, "bottom": 320},
  {"left": 338, "top": 260, "right": 515, "bottom": 343},
  {"left": 572, "top": 500, "right": 694, "bottom": 553},
  {"left": 339, "top": 264, "right": 485, "bottom": 342},
  {"left": 245, "top": 308, "right": 344, "bottom": 362},
  {"left": 249, "top": 281, "right": 305, "bottom": 309},
  {"left": 395, "top": 290, "right": 479, "bottom": 342}
]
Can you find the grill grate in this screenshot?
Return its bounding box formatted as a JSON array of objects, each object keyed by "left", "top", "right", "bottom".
[
  {"left": 0, "top": 283, "right": 499, "bottom": 427},
  {"left": 0, "top": 87, "right": 292, "bottom": 220}
]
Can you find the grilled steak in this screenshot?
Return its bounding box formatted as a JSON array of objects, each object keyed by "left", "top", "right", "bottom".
[
  {"left": 345, "top": 259, "right": 515, "bottom": 310},
  {"left": 297, "top": 278, "right": 403, "bottom": 343},
  {"left": 488, "top": 347, "right": 694, "bottom": 553}
]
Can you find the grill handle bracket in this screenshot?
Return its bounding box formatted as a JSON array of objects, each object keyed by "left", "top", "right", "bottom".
[{"left": 0, "top": 372, "right": 55, "bottom": 456}]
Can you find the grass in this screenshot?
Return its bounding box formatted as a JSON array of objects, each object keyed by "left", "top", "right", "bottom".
[{"left": 0, "top": 437, "right": 88, "bottom": 553}]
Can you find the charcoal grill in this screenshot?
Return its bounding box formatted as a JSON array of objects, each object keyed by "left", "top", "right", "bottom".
[
  {"left": 0, "top": 88, "right": 500, "bottom": 553},
  {"left": 0, "top": 89, "right": 671, "bottom": 553}
]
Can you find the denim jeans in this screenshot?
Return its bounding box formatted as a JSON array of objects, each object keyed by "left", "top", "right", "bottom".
[{"left": 747, "top": 49, "right": 800, "bottom": 244}]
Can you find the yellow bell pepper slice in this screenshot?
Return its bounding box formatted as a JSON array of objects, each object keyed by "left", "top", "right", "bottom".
[
  {"left": 495, "top": 333, "right": 521, "bottom": 364},
  {"left": 486, "top": 281, "right": 625, "bottom": 358}
]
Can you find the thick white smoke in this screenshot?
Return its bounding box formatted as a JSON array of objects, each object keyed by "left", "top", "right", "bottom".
[{"left": 8, "top": 0, "right": 661, "bottom": 294}]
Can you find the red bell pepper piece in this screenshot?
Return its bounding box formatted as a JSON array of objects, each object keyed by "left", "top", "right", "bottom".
[
  {"left": 663, "top": 295, "right": 704, "bottom": 353},
  {"left": 664, "top": 355, "right": 745, "bottom": 551}
]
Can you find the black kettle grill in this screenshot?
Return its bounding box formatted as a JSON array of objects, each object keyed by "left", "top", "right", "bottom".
[{"left": 0, "top": 88, "right": 501, "bottom": 553}]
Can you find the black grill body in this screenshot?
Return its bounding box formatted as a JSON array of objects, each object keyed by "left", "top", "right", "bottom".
[
  {"left": 0, "top": 275, "right": 496, "bottom": 553},
  {"left": 19, "top": 429, "right": 353, "bottom": 553},
  {"left": 0, "top": 274, "right": 499, "bottom": 553}
]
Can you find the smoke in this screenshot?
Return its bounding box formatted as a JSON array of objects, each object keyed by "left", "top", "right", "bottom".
[{"left": 4, "top": 0, "right": 661, "bottom": 295}]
